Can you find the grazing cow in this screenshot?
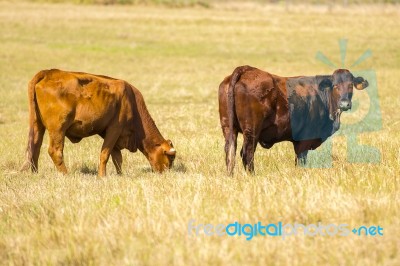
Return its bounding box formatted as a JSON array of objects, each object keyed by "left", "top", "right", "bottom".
[
  {"left": 21, "top": 69, "right": 176, "bottom": 176},
  {"left": 218, "top": 65, "right": 369, "bottom": 174}
]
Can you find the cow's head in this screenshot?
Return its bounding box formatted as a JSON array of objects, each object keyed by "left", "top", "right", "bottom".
[
  {"left": 148, "top": 139, "right": 176, "bottom": 173},
  {"left": 319, "top": 69, "right": 369, "bottom": 131}
]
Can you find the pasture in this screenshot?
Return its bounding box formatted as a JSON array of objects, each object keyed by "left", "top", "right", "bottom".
[{"left": 0, "top": 1, "right": 399, "bottom": 265}]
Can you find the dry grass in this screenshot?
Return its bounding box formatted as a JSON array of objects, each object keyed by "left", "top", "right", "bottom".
[{"left": 0, "top": 1, "right": 399, "bottom": 265}]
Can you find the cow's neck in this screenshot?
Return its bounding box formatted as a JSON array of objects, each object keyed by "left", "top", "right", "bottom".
[
  {"left": 316, "top": 75, "right": 336, "bottom": 122},
  {"left": 132, "top": 89, "right": 165, "bottom": 156},
  {"left": 316, "top": 78, "right": 340, "bottom": 136}
]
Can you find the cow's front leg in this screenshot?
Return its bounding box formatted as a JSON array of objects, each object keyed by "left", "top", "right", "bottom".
[
  {"left": 296, "top": 150, "right": 308, "bottom": 166},
  {"left": 293, "top": 141, "right": 312, "bottom": 167},
  {"left": 99, "top": 129, "right": 121, "bottom": 177}
]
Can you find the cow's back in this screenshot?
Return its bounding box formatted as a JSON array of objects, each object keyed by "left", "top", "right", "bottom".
[
  {"left": 233, "top": 68, "right": 291, "bottom": 143},
  {"left": 34, "top": 69, "right": 127, "bottom": 138}
]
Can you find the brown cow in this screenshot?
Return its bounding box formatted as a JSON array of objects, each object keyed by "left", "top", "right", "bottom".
[
  {"left": 20, "top": 69, "right": 176, "bottom": 176},
  {"left": 219, "top": 65, "right": 368, "bottom": 174}
]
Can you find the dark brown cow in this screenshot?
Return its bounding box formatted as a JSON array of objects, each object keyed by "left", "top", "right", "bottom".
[
  {"left": 218, "top": 65, "right": 368, "bottom": 174},
  {"left": 21, "top": 69, "right": 176, "bottom": 176}
]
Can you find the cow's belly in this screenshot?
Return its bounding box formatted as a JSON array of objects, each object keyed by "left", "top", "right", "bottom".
[
  {"left": 66, "top": 98, "right": 117, "bottom": 137},
  {"left": 258, "top": 123, "right": 290, "bottom": 149},
  {"left": 66, "top": 120, "right": 106, "bottom": 139}
]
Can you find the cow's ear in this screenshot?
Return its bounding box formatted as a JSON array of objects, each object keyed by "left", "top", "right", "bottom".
[
  {"left": 353, "top": 76, "right": 369, "bottom": 90},
  {"left": 319, "top": 78, "right": 333, "bottom": 91}
]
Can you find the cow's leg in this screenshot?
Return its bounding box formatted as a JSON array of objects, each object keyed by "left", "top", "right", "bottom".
[
  {"left": 293, "top": 141, "right": 309, "bottom": 166},
  {"left": 48, "top": 130, "right": 68, "bottom": 174},
  {"left": 222, "top": 126, "right": 238, "bottom": 175},
  {"left": 296, "top": 150, "right": 308, "bottom": 166},
  {"left": 98, "top": 130, "right": 120, "bottom": 177},
  {"left": 111, "top": 148, "right": 123, "bottom": 175},
  {"left": 21, "top": 121, "right": 45, "bottom": 172},
  {"left": 241, "top": 129, "right": 258, "bottom": 173},
  {"left": 31, "top": 124, "right": 46, "bottom": 172}
]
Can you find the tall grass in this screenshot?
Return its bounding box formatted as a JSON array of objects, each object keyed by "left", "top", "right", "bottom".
[
  {"left": 19, "top": 0, "right": 400, "bottom": 6},
  {"left": 0, "top": 1, "right": 399, "bottom": 265},
  {"left": 23, "top": 0, "right": 210, "bottom": 7}
]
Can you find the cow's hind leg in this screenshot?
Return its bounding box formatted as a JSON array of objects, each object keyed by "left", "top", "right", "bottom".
[
  {"left": 21, "top": 121, "right": 45, "bottom": 172},
  {"left": 48, "top": 130, "right": 68, "bottom": 174},
  {"left": 241, "top": 129, "right": 258, "bottom": 173},
  {"left": 222, "top": 126, "right": 238, "bottom": 175},
  {"left": 111, "top": 148, "right": 123, "bottom": 175},
  {"left": 31, "top": 123, "right": 45, "bottom": 172}
]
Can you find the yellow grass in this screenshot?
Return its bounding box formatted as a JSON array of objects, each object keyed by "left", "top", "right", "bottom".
[{"left": 0, "top": 1, "right": 399, "bottom": 265}]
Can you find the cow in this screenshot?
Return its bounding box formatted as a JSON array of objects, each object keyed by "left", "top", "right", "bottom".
[
  {"left": 218, "top": 65, "right": 369, "bottom": 174},
  {"left": 20, "top": 69, "right": 176, "bottom": 176}
]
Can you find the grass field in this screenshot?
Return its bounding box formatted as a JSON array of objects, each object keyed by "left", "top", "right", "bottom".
[{"left": 0, "top": 1, "right": 399, "bottom": 265}]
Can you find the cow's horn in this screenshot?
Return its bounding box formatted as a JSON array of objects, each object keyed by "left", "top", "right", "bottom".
[{"left": 165, "top": 148, "right": 176, "bottom": 156}]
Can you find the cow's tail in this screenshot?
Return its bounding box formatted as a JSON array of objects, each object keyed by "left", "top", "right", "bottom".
[
  {"left": 20, "top": 71, "right": 47, "bottom": 172},
  {"left": 226, "top": 65, "right": 252, "bottom": 175}
]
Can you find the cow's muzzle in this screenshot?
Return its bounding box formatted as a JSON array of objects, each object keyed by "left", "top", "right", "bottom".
[{"left": 339, "top": 100, "right": 352, "bottom": 111}]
